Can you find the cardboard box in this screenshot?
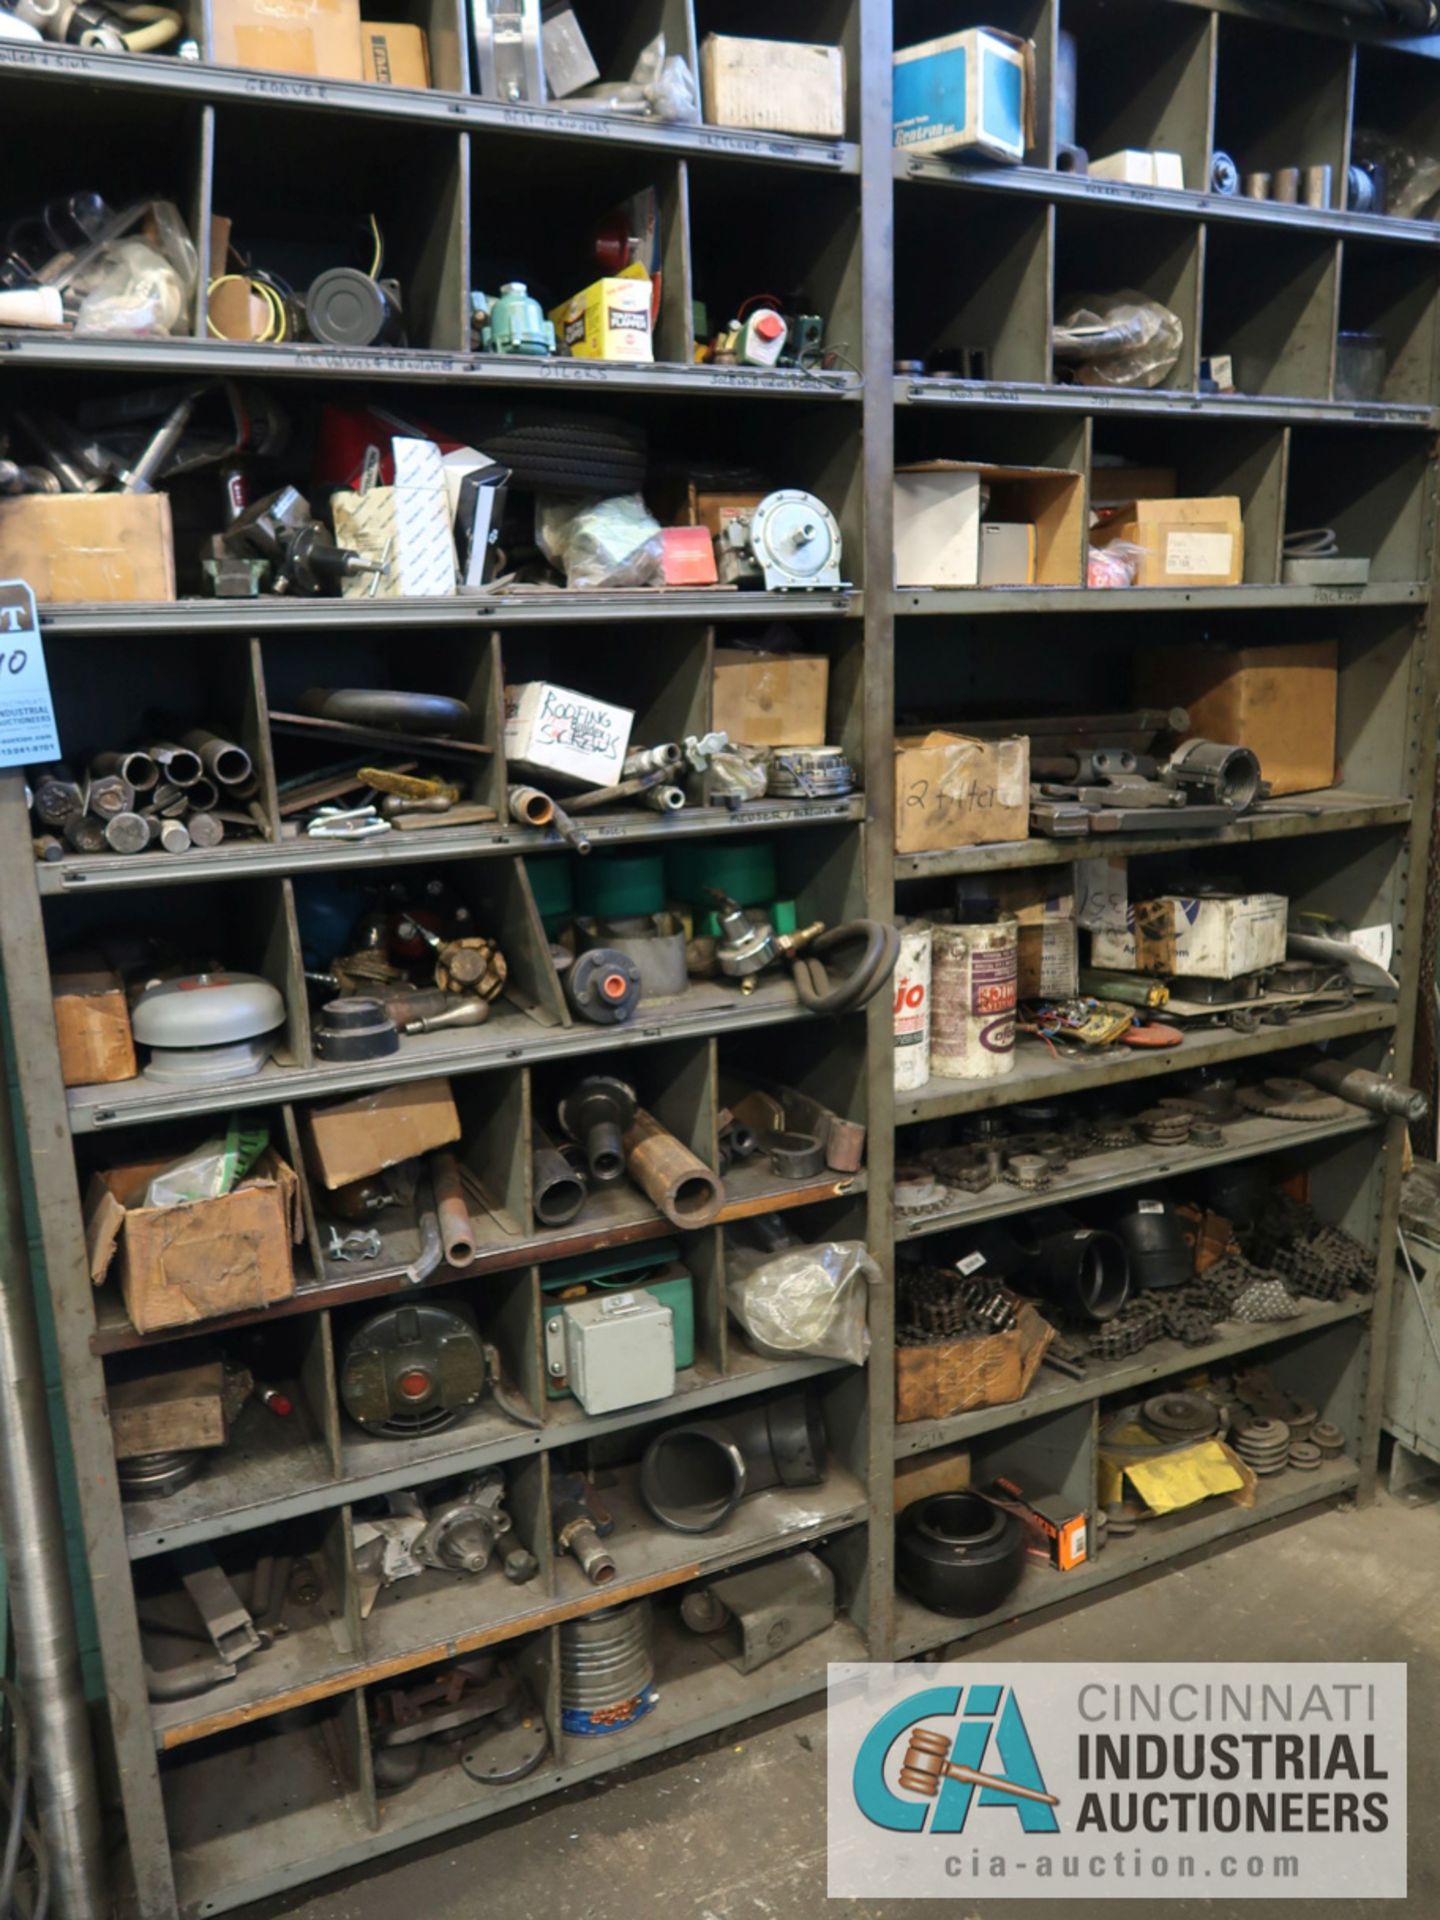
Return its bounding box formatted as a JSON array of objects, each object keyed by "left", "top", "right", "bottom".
[
  {"left": 109, "top": 1360, "right": 228, "bottom": 1459},
  {"left": 52, "top": 958, "right": 136, "bottom": 1089},
  {"left": 986, "top": 1476, "right": 1087, "bottom": 1570},
  {"left": 505, "top": 680, "right": 634, "bottom": 785},
  {"left": 1092, "top": 892, "right": 1289, "bottom": 979},
  {"left": 332, "top": 436, "right": 458, "bottom": 600},
  {"left": 957, "top": 868, "right": 1079, "bottom": 998},
  {"left": 542, "top": 4, "right": 599, "bottom": 97},
  {"left": 551, "top": 275, "right": 653, "bottom": 362},
  {"left": 211, "top": 0, "right": 363, "bottom": 79},
  {"left": 895, "top": 1444, "right": 971, "bottom": 1512},
  {"left": 84, "top": 1150, "right": 299, "bottom": 1334},
  {"left": 893, "top": 29, "right": 1031, "bottom": 163},
  {"left": 701, "top": 33, "right": 846, "bottom": 139},
  {"left": 713, "top": 650, "right": 829, "bottom": 747},
  {"left": 1090, "top": 149, "right": 1184, "bottom": 189},
  {"left": 1093, "top": 496, "right": 1244, "bottom": 587},
  {"left": 1135, "top": 641, "right": 1338, "bottom": 796},
  {"left": 894, "top": 731, "right": 1028, "bottom": 855},
  {"left": 980, "top": 521, "right": 1035, "bottom": 586},
  {"left": 302, "top": 1077, "right": 461, "bottom": 1190},
  {"left": 360, "top": 20, "right": 430, "bottom": 86},
  {"left": 894, "top": 463, "right": 1083, "bottom": 588},
  {"left": 896, "top": 1302, "right": 1053, "bottom": 1423},
  {"left": 0, "top": 493, "right": 175, "bottom": 604},
  {"left": 683, "top": 487, "right": 767, "bottom": 540}
]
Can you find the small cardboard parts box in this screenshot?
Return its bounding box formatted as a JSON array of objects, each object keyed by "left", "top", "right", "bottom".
[
  {"left": 85, "top": 1150, "right": 300, "bottom": 1335},
  {"left": 894, "top": 462, "right": 1084, "bottom": 588},
  {"left": 1092, "top": 892, "right": 1289, "bottom": 980},
  {"left": 896, "top": 1302, "right": 1053, "bottom": 1423},
  {"left": 211, "top": 0, "right": 363, "bottom": 79},
  {"left": 302, "top": 1077, "right": 461, "bottom": 1190},
  {"left": 551, "top": 275, "right": 654, "bottom": 363},
  {"left": 0, "top": 493, "right": 176, "bottom": 604},
  {"left": 894, "top": 730, "right": 1028, "bottom": 855},
  {"left": 360, "top": 21, "right": 430, "bottom": 86},
  {"left": 505, "top": 680, "right": 634, "bottom": 786},
  {"left": 700, "top": 34, "right": 846, "bottom": 139},
  {"left": 52, "top": 957, "right": 136, "bottom": 1089},
  {"left": 1136, "top": 641, "right": 1338, "bottom": 796},
  {"left": 713, "top": 650, "right": 829, "bottom": 747},
  {"left": 960, "top": 868, "right": 1080, "bottom": 999},
  {"left": 109, "top": 1360, "right": 229, "bottom": 1460},
  {"left": 1093, "top": 495, "right": 1245, "bottom": 587},
  {"left": 893, "top": 28, "right": 1032, "bottom": 163}
]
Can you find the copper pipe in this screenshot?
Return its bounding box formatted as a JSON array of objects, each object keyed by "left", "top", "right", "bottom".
[
  {"left": 622, "top": 1108, "right": 724, "bottom": 1228},
  {"left": 431, "top": 1151, "right": 477, "bottom": 1268}
]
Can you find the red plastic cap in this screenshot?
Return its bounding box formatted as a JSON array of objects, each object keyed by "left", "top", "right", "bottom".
[
  {"left": 266, "top": 1392, "right": 295, "bottom": 1418},
  {"left": 601, "top": 972, "right": 629, "bottom": 1001},
  {"left": 398, "top": 1368, "right": 433, "bottom": 1401},
  {"left": 754, "top": 310, "right": 785, "bottom": 339}
]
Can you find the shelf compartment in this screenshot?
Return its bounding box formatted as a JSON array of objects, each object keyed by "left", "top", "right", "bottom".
[
  {"left": 1212, "top": 13, "right": 1351, "bottom": 199},
  {"left": 1052, "top": 201, "right": 1202, "bottom": 393},
  {"left": 1350, "top": 44, "right": 1440, "bottom": 223},
  {"left": 893, "top": 1451, "right": 1359, "bottom": 1658},
  {"left": 897, "top": 1001, "right": 1397, "bottom": 1124},
  {"left": 894, "top": 188, "right": 1051, "bottom": 385},
  {"left": 1336, "top": 240, "right": 1440, "bottom": 409},
  {"left": 0, "top": 76, "right": 212, "bottom": 343},
  {"left": 1089, "top": 410, "right": 1286, "bottom": 582},
  {"left": 895, "top": 1293, "right": 1370, "bottom": 1460},
  {"left": 1284, "top": 424, "right": 1432, "bottom": 584},
  {"left": 207, "top": 104, "right": 467, "bottom": 350},
  {"left": 469, "top": 144, "right": 690, "bottom": 365},
  {"left": 894, "top": 788, "right": 1411, "bottom": 880},
  {"left": 147, "top": 1459, "right": 868, "bottom": 1747},
  {"left": 1058, "top": 0, "right": 1213, "bottom": 194},
  {"left": 896, "top": 1108, "right": 1379, "bottom": 1244},
  {"left": 1201, "top": 223, "right": 1339, "bottom": 401}
]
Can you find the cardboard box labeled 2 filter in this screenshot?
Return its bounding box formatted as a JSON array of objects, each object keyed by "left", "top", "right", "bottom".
[
  {"left": 1136, "top": 641, "right": 1338, "bottom": 796},
  {"left": 1094, "top": 496, "right": 1244, "bottom": 587},
  {"left": 211, "top": 0, "right": 363, "bottom": 79},
  {"left": 894, "top": 731, "right": 1029, "bottom": 854},
  {"left": 505, "top": 681, "right": 634, "bottom": 786},
  {"left": 1092, "top": 893, "right": 1289, "bottom": 979},
  {"left": 894, "top": 29, "right": 1032, "bottom": 162},
  {"left": 700, "top": 34, "right": 846, "bottom": 138},
  {"left": 0, "top": 494, "right": 176, "bottom": 603}
]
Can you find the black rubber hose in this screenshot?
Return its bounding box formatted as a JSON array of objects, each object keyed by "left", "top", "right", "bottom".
[{"left": 789, "top": 920, "right": 902, "bottom": 1016}]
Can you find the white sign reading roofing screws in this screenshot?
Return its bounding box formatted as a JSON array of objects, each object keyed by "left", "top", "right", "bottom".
[
  {"left": 827, "top": 1663, "right": 1407, "bottom": 1900},
  {"left": 0, "top": 581, "right": 59, "bottom": 769}
]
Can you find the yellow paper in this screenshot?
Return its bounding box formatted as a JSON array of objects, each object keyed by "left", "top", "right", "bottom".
[{"left": 1123, "top": 1439, "right": 1245, "bottom": 1515}]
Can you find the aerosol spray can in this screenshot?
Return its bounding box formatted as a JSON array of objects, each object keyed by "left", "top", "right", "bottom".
[
  {"left": 930, "top": 916, "right": 1018, "bottom": 1080},
  {"left": 893, "top": 919, "right": 933, "bottom": 1091}
]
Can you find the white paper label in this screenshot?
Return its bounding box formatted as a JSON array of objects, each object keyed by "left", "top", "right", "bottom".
[
  {"left": 1137, "top": 1199, "right": 1165, "bottom": 1214},
  {"left": 1164, "top": 529, "right": 1234, "bottom": 576},
  {"left": 1351, "top": 923, "right": 1395, "bottom": 969},
  {"left": 0, "top": 581, "right": 59, "bottom": 768},
  {"left": 955, "top": 1250, "right": 986, "bottom": 1275},
  {"left": 1076, "top": 856, "right": 1128, "bottom": 933}
]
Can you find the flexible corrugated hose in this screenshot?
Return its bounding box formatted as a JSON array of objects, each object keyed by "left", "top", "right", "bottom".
[{"left": 788, "top": 921, "right": 901, "bottom": 1016}]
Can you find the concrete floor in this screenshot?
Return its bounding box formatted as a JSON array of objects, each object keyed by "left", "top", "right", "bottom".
[{"left": 252, "top": 1486, "right": 1437, "bottom": 1920}]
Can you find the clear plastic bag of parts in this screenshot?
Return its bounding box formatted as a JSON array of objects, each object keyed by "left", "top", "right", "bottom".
[
  {"left": 570, "top": 33, "right": 700, "bottom": 123},
  {"left": 1087, "top": 538, "right": 1147, "bottom": 588},
  {"left": 726, "top": 1239, "right": 877, "bottom": 1365},
  {"left": 536, "top": 493, "right": 665, "bottom": 589},
  {"left": 1352, "top": 127, "right": 1440, "bottom": 221},
  {"left": 708, "top": 742, "right": 768, "bottom": 803},
  {"left": 67, "top": 202, "right": 198, "bottom": 337},
  {"left": 1053, "top": 292, "right": 1183, "bottom": 389},
  {"left": 144, "top": 1121, "right": 269, "bottom": 1209}
]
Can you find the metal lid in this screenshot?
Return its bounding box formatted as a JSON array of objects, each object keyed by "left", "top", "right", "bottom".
[
  {"left": 305, "top": 268, "right": 389, "bottom": 348},
  {"left": 131, "top": 972, "right": 286, "bottom": 1047}
]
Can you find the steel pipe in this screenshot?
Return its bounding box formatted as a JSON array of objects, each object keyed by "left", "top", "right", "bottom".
[{"left": 0, "top": 1010, "right": 107, "bottom": 1920}]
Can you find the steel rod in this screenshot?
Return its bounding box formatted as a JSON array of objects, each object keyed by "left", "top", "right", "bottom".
[{"left": 0, "top": 1005, "right": 108, "bottom": 1920}]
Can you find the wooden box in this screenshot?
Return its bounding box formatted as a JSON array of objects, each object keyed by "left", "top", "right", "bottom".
[{"left": 109, "top": 1361, "right": 228, "bottom": 1459}]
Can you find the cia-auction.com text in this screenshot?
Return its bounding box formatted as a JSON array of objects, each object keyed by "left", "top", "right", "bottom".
[{"left": 943, "top": 1850, "right": 1301, "bottom": 1883}]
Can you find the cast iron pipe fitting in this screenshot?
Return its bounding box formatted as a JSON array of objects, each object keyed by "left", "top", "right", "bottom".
[
  {"left": 1027, "top": 1218, "right": 1130, "bottom": 1322},
  {"left": 558, "top": 1076, "right": 637, "bottom": 1187},
  {"left": 640, "top": 1392, "right": 827, "bottom": 1534}
]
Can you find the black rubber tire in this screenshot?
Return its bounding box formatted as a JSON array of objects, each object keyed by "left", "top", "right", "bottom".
[
  {"left": 482, "top": 417, "right": 647, "bottom": 494},
  {"left": 896, "top": 1492, "right": 1028, "bottom": 1618}
]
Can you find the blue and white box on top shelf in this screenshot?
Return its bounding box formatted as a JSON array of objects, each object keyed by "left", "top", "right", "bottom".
[{"left": 893, "top": 28, "right": 1030, "bottom": 163}]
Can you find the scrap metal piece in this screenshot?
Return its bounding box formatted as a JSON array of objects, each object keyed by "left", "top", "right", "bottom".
[
  {"left": 174, "top": 1547, "right": 264, "bottom": 1666},
  {"left": 682, "top": 1553, "right": 836, "bottom": 1675},
  {"left": 1237, "top": 1076, "right": 1349, "bottom": 1122}
]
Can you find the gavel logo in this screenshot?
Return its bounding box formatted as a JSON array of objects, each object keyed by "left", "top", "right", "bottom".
[{"left": 899, "top": 1727, "right": 1061, "bottom": 1808}]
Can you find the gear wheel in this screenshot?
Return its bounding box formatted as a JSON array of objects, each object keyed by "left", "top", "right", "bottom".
[{"left": 1237, "top": 1077, "right": 1350, "bottom": 1122}]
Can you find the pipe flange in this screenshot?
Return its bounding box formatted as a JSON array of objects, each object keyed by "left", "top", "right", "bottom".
[{"left": 763, "top": 1130, "right": 827, "bottom": 1179}]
